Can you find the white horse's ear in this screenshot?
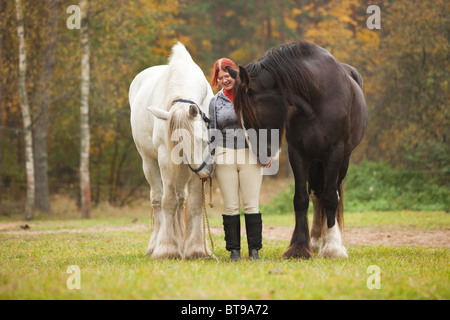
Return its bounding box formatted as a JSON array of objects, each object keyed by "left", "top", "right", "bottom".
[
  {"left": 189, "top": 104, "right": 198, "bottom": 119},
  {"left": 147, "top": 106, "right": 169, "bottom": 120}
]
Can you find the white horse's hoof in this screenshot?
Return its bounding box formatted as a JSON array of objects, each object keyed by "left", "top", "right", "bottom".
[
  {"left": 151, "top": 251, "right": 181, "bottom": 260},
  {"left": 183, "top": 240, "right": 209, "bottom": 259},
  {"left": 146, "top": 235, "right": 157, "bottom": 256},
  {"left": 184, "top": 249, "right": 210, "bottom": 259},
  {"left": 151, "top": 244, "right": 181, "bottom": 259}
]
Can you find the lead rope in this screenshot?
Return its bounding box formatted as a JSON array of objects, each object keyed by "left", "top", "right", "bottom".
[
  {"left": 240, "top": 110, "right": 253, "bottom": 152},
  {"left": 209, "top": 176, "right": 214, "bottom": 208},
  {"left": 201, "top": 177, "right": 218, "bottom": 261}
]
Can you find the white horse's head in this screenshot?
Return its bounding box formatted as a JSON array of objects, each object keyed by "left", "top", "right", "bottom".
[
  {"left": 148, "top": 100, "right": 213, "bottom": 179},
  {"left": 146, "top": 42, "right": 214, "bottom": 178}
]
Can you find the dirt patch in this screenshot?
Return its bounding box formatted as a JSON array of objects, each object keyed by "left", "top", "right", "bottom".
[
  {"left": 342, "top": 226, "right": 450, "bottom": 248},
  {"left": 0, "top": 222, "right": 149, "bottom": 237},
  {"left": 212, "top": 226, "right": 450, "bottom": 248},
  {"left": 1, "top": 222, "right": 449, "bottom": 248}
]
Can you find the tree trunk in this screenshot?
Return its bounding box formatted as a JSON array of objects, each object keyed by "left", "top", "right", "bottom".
[
  {"left": 80, "top": 0, "right": 91, "bottom": 219},
  {"left": 33, "top": 0, "right": 59, "bottom": 213},
  {"left": 15, "top": 0, "right": 35, "bottom": 220}
]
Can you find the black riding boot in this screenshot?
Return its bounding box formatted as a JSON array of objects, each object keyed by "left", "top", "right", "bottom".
[
  {"left": 245, "top": 213, "right": 262, "bottom": 260},
  {"left": 222, "top": 214, "right": 241, "bottom": 261}
]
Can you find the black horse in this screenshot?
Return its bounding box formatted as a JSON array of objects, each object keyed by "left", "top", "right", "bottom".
[{"left": 228, "top": 40, "right": 368, "bottom": 259}]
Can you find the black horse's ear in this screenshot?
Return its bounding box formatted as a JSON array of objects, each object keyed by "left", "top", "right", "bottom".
[
  {"left": 238, "top": 65, "right": 250, "bottom": 91},
  {"left": 225, "top": 66, "right": 238, "bottom": 80}
]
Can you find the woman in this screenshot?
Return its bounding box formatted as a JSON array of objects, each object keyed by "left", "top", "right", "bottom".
[{"left": 209, "top": 58, "right": 263, "bottom": 261}]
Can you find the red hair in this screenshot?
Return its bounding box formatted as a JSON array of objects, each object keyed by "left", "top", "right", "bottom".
[{"left": 211, "top": 58, "right": 237, "bottom": 89}]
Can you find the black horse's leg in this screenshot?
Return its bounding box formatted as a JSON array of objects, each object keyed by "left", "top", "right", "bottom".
[
  {"left": 283, "top": 145, "right": 312, "bottom": 259},
  {"left": 308, "top": 161, "right": 325, "bottom": 251},
  {"left": 319, "top": 145, "right": 348, "bottom": 258}
]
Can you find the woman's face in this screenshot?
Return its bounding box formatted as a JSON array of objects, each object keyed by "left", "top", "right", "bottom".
[{"left": 217, "top": 69, "right": 235, "bottom": 91}]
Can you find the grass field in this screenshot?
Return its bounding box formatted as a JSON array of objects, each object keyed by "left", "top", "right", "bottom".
[{"left": 0, "top": 207, "right": 448, "bottom": 300}]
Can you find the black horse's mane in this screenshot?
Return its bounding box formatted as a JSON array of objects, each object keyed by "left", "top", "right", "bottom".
[
  {"left": 235, "top": 40, "right": 318, "bottom": 127},
  {"left": 254, "top": 40, "right": 318, "bottom": 102}
]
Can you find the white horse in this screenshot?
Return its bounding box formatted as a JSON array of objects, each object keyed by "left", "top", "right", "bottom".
[{"left": 129, "top": 42, "right": 214, "bottom": 259}]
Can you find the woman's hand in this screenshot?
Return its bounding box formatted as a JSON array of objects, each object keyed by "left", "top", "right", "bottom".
[
  {"left": 262, "top": 160, "right": 272, "bottom": 168},
  {"left": 261, "top": 152, "right": 279, "bottom": 168}
]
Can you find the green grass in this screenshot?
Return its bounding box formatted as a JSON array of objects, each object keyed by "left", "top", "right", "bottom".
[
  {"left": 1, "top": 213, "right": 449, "bottom": 300},
  {"left": 2, "top": 160, "right": 448, "bottom": 300}
]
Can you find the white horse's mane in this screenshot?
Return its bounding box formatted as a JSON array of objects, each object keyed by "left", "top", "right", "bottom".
[
  {"left": 165, "top": 43, "right": 207, "bottom": 173},
  {"left": 169, "top": 42, "right": 195, "bottom": 64},
  {"left": 166, "top": 43, "right": 197, "bottom": 107}
]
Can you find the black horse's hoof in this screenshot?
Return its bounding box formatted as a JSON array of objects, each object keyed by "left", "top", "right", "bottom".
[{"left": 282, "top": 244, "right": 313, "bottom": 259}]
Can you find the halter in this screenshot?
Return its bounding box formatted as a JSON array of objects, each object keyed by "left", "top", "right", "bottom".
[
  {"left": 172, "top": 99, "right": 212, "bottom": 175},
  {"left": 172, "top": 99, "right": 211, "bottom": 125}
]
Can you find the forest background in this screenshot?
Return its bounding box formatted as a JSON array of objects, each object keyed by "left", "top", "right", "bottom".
[{"left": 0, "top": 0, "right": 448, "bottom": 218}]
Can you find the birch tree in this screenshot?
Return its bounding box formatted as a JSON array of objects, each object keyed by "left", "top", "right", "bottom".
[
  {"left": 80, "top": 0, "right": 91, "bottom": 218},
  {"left": 15, "top": 0, "right": 35, "bottom": 220}
]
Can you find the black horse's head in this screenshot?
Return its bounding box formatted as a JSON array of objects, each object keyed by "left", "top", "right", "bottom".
[
  {"left": 227, "top": 41, "right": 320, "bottom": 164},
  {"left": 226, "top": 65, "right": 286, "bottom": 165}
]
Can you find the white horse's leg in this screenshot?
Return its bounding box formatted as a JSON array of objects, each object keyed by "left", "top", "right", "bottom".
[
  {"left": 174, "top": 168, "right": 190, "bottom": 253},
  {"left": 151, "top": 153, "right": 182, "bottom": 259},
  {"left": 183, "top": 176, "right": 210, "bottom": 259},
  {"left": 310, "top": 190, "right": 323, "bottom": 252},
  {"left": 142, "top": 158, "right": 163, "bottom": 256},
  {"left": 152, "top": 184, "right": 182, "bottom": 259},
  {"left": 319, "top": 216, "right": 348, "bottom": 258}
]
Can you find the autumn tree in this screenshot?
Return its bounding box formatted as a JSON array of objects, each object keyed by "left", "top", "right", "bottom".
[{"left": 364, "top": 0, "right": 449, "bottom": 180}]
